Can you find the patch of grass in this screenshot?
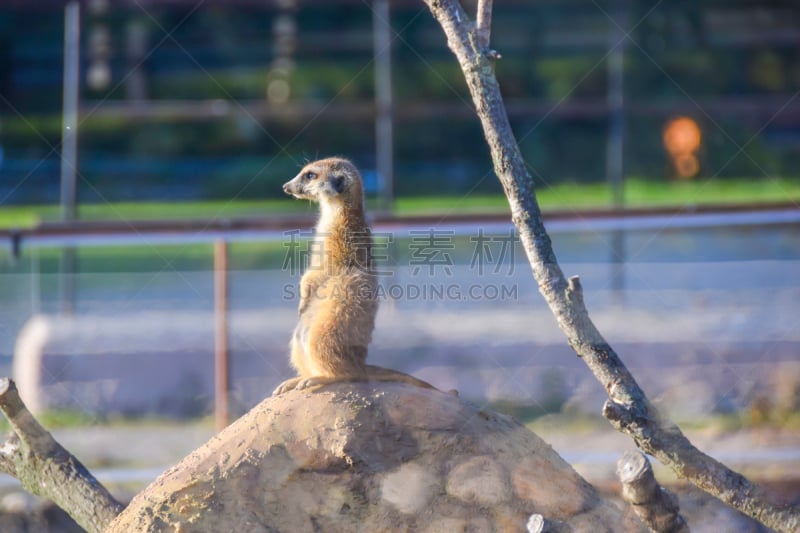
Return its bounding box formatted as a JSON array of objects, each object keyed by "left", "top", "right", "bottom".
[
  {"left": 76, "top": 199, "right": 309, "bottom": 221},
  {"left": 394, "top": 194, "right": 512, "bottom": 215},
  {"left": 396, "top": 176, "right": 800, "bottom": 214},
  {"left": 621, "top": 176, "right": 800, "bottom": 207},
  {"left": 8, "top": 244, "right": 216, "bottom": 275},
  {"left": 777, "top": 410, "right": 800, "bottom": 430},
  {"left": 0, "top": 207, "right": 48, "bottom": 229},
  {"left": 0, "top": 411, "right": 217, "bottom": 433},
  {"left": 0, "top": 199, "right": 315, "bottom": 230},
  {"left": 488, "top": 401, "right": 553, "bottom": 424},
  {"left": 675, "top": 413, "right": 746, "bottom": 433},
  {"left": 1, "top": 177, "right": 797, "bottom": 229},
  {"left": 36, "top": 409, "right": 99, "bottom": 429},
  {"left": 667, "top": 408, "right": 800, "bottom": 433},
  {"left": 525, "top": 410, "right": 608, "bottom": 433},
  {"left": 6, "top": 241, "right": 290, "bottom": 275}
]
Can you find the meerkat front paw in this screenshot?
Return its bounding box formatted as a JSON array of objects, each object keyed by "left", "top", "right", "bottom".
[
  {"left": 272, "top": 377, "right": 303, "bottom": 396},
  {"left": 272, "top": 376, "right": 333, "bottom": 395},
  {"left": 294, "top": 376, "right": 336, "bottom": 391}
]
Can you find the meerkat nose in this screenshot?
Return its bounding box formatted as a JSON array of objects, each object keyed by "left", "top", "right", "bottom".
[{"left": 282, "top": 182, "right": 291, "bottom": 194}]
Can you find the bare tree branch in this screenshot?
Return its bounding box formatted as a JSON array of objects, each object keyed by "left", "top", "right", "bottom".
[
  {"left": 0, "top": 377, "right": 123, "bottom": 533},
  {"left": 475, "top": 0, "right": 493, "bottom": 50},
  {"left": 421, "top": 1, "right": 799, "bottom": 532},
  {"left": 617, "top": 451, "right": 689, "bottom": 533}
]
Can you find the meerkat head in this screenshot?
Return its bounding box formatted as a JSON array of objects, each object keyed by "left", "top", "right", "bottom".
[{"left": 283, "top": 157, "right": 364, "bottom": 205}]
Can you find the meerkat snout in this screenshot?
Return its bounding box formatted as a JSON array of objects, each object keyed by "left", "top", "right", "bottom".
[{"left": 282, "top": 173, "right": 310, "bottom": 199}]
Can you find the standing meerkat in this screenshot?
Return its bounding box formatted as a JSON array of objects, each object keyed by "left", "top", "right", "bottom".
[{"left": 273, "top": 157, "right": 435, "bottom": 394}]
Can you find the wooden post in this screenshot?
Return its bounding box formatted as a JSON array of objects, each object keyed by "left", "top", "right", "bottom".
[
  {"left": 606, "top": 0, "right": 625, "bottom": 210},
  {"left": 61, "top": 0, "right": 79, "bottom": 223},
  {"left": 373, "top": 0, "right": 394, "bottom": 211},
  {"left": 607, "top": 0, "right": 627, "bottom": 304},
  {"left": 213, "top": 240, "right": 229, "bottom": 431},
  {"left": 60, "top": 1, "right": 80, "bottom": 316}
]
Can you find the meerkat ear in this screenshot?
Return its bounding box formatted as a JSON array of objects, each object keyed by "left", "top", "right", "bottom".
[{"left": 330, "top": 175, "right": 346, "bottom": 194}]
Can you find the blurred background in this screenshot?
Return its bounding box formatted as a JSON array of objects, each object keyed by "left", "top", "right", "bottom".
[
  {"left": 0, "top": 1, "right": 798, "bottom": 530},
  {"left": 1, "top": 0, "right": 799, "bottom": 208}
]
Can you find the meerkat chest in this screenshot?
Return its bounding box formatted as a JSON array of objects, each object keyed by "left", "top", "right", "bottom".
[
  {"left": 309, "top": 202, "right": 338, "bottom": 271},
  {"left": 308, "top": 233, "right": 327, "bottom": 271}
]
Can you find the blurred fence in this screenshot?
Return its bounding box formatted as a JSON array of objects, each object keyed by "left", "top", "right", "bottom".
[
  {"left": 1, "top": 0, "right": 799, "bottom": 206},
  {"left": 1, "top": 207, "right": 798, "bottom": 427}
]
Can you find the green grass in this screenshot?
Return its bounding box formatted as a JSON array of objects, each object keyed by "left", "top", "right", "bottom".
[
  {"left": 1, "top": 241, "right": 292, "bottom": 276},
  {"left": 1, "top": 177, "right": 798, "bottom": 229},
  {"left": 525, "top": 411, "right": 609, "bottom": 433},
  {"left": 621, "top": 176, "right": 800, "bottom": 207},
  {"left": 397, "top": 176, "right": 800, "bottom": 214},
  {"left": 0, "top": 410, "right": 218, "bottom": 432},
  {"left": 0, "top": 199, "right": 311, "bottom": 229},
  {"left": 3, "top": 197, "right": 337, "bottom": 229},
  {"left": 0, "top": 409, "right": 97, "bottom": 432}
]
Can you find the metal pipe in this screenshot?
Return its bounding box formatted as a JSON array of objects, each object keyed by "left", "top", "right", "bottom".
[
  {"left": 3, "top": 207, "right": 798, "bottom": 252},
  {"left": 607, "top": 0, "right": 627, "bottom": 303},
  {"left": 59, "top": 2, "right": 81, "bottom": 316},
  {"left": 373, "top": 0, "right": 394, "bottom": 211},
  {"left": 61, "top": 1, "right": 80, "bottom": 222},
  {"left": 214, "top": 240, "right": 230, "bottom": 431},
  {"left": 606, "top": 0, "right": 625, "bottom": 209}
]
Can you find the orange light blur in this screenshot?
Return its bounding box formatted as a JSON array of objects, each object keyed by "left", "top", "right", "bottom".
[{"left": 663, "top": 117, "right": 702, "bottom": 179}]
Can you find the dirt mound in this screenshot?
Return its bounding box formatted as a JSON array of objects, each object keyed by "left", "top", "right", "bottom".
[{"left": 107, "top": 382, "right": 644, "bottom": 532}]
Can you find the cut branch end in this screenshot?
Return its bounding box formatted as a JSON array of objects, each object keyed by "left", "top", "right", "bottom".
[
  {"left": 0, "top": 377, "right": 11, "bottom": 396},
  {"left": 526, "top": 513, "right": 571, "bottom": 533},
  {"left": 617, "top": 451, "right": 689, "bottom": 532}
]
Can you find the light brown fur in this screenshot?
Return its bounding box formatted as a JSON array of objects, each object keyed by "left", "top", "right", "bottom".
[{"left": 273, "top": 158, "right": 435, "bottom": 394}]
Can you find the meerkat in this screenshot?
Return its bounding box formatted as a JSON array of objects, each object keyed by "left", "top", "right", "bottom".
[{"left": 273, "top": 157, "right": 436, "bottom": 394}]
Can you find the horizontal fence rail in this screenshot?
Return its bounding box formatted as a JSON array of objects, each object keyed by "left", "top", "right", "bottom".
[{"left": 1, "top": 204, "right": 799, "bottom": 255}]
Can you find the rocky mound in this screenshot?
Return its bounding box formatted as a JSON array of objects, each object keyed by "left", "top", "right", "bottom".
[{"left": 107, "top": 383, "right": 644, "bottom": 532}]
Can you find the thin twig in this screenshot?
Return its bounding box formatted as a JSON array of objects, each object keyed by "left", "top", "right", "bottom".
[
  {"left": 475, "top": 0, "right": 501, "bottom": 59},
  {"left": 476, "top": 0, "right": 493, "bottom": 49}
]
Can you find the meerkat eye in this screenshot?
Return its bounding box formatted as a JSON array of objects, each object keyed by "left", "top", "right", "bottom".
[{"left": 303, "top": 172, "right": 316, "bottom": 181}]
